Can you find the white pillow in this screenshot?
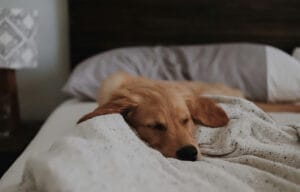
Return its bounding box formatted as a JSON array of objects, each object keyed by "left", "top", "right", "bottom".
[
  {"left": 292, "top": 47, "right": 300, "bottom": 62},
  {"left": 267, "top": 46, "right": 300, "bottom": 102},
  {"left": 63, "top": 43, "right": 300, "bottom": 103}
]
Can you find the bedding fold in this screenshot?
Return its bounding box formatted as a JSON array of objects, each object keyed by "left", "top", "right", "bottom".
[{"left": 9, "top": 97, "right": 300, "bottom": 192}]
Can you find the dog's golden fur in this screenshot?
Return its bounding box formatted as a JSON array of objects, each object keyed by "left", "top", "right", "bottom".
[{"left": 78, "top": 72, "right": 243, "bottom": 160}]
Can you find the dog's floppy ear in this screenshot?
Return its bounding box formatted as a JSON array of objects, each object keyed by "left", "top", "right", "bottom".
[
  {"left": 187, "top": 97, "right": 229, "bottom": 127},
  {"left": 77, "top": 94, "right": 138, "bottom": 124}
]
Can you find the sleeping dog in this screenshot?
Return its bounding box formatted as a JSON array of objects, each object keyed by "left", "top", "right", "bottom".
[{"left": 78, "top": 72, "right": 243, "bottom": 161}]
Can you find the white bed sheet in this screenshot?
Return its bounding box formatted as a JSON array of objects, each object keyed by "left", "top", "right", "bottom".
[
  {"left": 0, "top": 99, "right": 97, "bottom": 191},
  {"left": 0, "top": 99, "right": 299, "bottom": 190}
]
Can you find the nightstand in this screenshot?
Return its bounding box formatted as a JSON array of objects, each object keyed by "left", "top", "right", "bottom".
[{"left": 0, "top": 121, "right": 42, "bottom": 177}]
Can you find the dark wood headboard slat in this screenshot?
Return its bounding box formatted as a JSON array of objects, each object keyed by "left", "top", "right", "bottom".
[{"left": 69, "top": 0, "right": 300, "bottom": 69}]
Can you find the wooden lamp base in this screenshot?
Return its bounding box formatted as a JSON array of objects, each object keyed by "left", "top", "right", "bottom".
[{"left": 0, "top": 69, "right": 20, "bottom": 137}]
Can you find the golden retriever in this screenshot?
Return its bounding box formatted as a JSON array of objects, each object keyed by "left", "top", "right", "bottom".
[{"left": 78, "top": 72, "right": 243, "bottom": 161}]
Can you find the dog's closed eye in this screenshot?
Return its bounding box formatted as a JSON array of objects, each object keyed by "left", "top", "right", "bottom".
[
  {"left": 147, "top": 123, "right": 167, "bottom": 131},
  {"left": 181, "top": 118, "right": 190, "bottom": 125}
]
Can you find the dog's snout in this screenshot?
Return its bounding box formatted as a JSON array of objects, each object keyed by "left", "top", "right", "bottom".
[{"left": 176, "top": 145, "right": 198, "bottom": 161}]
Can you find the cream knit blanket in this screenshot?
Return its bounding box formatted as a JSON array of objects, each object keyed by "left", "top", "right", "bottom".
[{"left": 10, "top": 97, "right": 300, "bottom": 192}]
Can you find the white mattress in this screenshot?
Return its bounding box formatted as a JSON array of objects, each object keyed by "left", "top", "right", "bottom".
[{"left": 0, "top": 99, "right": 299, "bottom": 190}]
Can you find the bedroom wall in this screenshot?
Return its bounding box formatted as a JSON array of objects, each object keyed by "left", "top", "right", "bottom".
[{"left": 0, "top": 0, "right": 70, "bottom": 121}]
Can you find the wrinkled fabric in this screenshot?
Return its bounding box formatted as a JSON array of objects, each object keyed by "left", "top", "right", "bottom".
[
  {"left": 12, "top": 97, "right": 300, "bottom": 192},
  {"left": 63, "top": 44, "right": 267, "bottom": 101}
]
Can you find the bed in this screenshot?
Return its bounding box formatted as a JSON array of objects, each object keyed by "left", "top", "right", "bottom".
[
  {"left": 1, "top": 0, "right": 300, "bottom": 191},
  {"left": 0, "top": 99, "right": 299, "bottom": 191}
]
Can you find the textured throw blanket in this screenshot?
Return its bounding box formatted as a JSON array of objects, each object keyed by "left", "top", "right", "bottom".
[{"left": 10, "top": 97, "right": 300, "bottom": 192}]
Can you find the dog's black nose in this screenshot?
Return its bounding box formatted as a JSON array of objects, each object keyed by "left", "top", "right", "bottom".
[{"left": 176, "top": 145, "right": 198, "bottom": 161}]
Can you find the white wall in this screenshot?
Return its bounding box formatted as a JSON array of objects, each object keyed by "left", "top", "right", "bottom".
[{"left": 0, "top": 0, "right": 70, "bottom": 121}]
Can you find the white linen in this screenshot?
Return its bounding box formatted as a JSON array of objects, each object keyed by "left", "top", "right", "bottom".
[
  {"left": 63, "top": 44, "right": 300, "bottom": 102},
  {"left": 269, "top": 112, "right": 300, "bottom": 125},
  {"left": 0, "top": 99, "right": 97, "bottom": 192},
  {"left": 292, "top": 47, "right": 300, "bottom": 62},
  {"left": 6, "top": 97, "right": 300, "bottom": 192},
  {"left": 62, "top": 44, "right": 269, "bottom": 101},
  {"left": 266, "top": 46, "right": 300, "bottom": 102}
]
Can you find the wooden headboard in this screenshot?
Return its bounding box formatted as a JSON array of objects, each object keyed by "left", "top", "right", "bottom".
[{"left": 69, "top": 0, "right": 300, "bottom": 69}]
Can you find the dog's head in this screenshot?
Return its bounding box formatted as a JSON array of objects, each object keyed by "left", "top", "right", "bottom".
[{"left": 78, "top": 84, "right": 228, "bottom": 161}]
